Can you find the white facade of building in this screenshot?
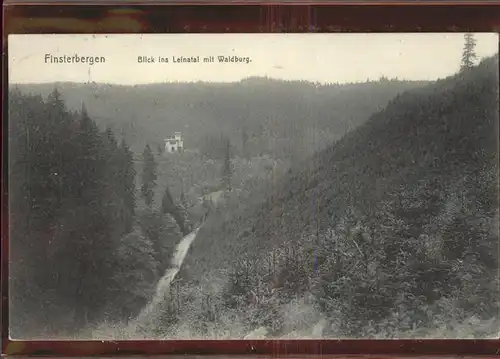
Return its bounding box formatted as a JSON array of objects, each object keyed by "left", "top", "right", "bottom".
[{"left": 164, "top": 132, "right": 184, "bottom": 153}]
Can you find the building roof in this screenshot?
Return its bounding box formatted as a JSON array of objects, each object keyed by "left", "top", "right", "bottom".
[{"left": 166, "top": 133, "right": 183, "bottom": 140}]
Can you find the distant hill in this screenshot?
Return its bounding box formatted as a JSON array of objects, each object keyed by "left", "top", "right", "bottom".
[
  {"left": 180, "top": 56, "right": 499, "bottom": 337},
  {"left": 12, "top": 77, "right": 429, "bottom": 161}
]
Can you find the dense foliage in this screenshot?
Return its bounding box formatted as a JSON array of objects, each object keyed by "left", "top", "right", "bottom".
[
  {"left": 8, "top": 57, "right": 499, "bottom": 339},
  {"left": 8, "top": 90, "right": 183, "bottom": 338},
  {"left": 14, "top": 78, "right": 429, "bottom": 162},
  {"left": 179, "top": 56, "right": 499, "bottom": 338},
  {"left": 141, "top": 145, "right": 158, "bottom": 208}
]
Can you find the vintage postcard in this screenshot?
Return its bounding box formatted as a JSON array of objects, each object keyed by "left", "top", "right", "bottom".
[{"left": 7, "top": 33, "right": 499, "bottom": 340}]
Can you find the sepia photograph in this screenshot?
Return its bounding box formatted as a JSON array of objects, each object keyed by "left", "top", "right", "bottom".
[{"left": 7, "top": 33, "right": 499, "bottom": 340}]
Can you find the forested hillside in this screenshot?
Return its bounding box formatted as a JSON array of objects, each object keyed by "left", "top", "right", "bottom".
[
  {"left": 8, "top": 90, "right": 184, "bottom": 338},
  {"left": 8, "top": 56, "right": 498, "bottom": 340},
  {"left": 14, "top": 77, "right": 428, "bottom": 162},
  {"left": 176, "top": 56, "right": 499, "bottom": 338}
]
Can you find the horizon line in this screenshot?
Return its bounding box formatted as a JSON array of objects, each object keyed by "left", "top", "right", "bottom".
[{"left": 8, "top": 75, "right": 436, "bottom": 88}]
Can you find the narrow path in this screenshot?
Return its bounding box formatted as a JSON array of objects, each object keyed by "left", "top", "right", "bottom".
[{"left": 134, "top": 227, "right": 201, "bottom": 325}]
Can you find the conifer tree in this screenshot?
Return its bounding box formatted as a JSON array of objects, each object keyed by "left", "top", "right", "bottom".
[
  {"left": 157, "top": 213, "right": 182, "bottom": 269},
  {"left": 161, "top": 186, "right": 176, "bottom": 215},
  {"left": 118, "top": 140, "right": 136, "bottom": 233},
  {"left": 161, "top": 186, "right": 188, "bottom": 235},
  {"left": 461, "top": 32, "right": 477, "bottom": 71},
  {"left": 141, "top": 145, "right": 158, "bottom": 207},
  {"left": 221, "top": 137, "right": 233, "bottom": 192},
  {"left": 176, "top": 191, "right": 192, "bottom": 233}
]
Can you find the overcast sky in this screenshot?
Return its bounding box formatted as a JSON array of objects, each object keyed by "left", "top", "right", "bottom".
[{"left": 8, "top": 33, "right": 498, "bottom": 85}]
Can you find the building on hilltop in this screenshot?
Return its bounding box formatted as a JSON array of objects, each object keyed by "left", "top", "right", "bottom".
[{"left": 164, "top": 132, "right": 184, "bottom": 153}]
